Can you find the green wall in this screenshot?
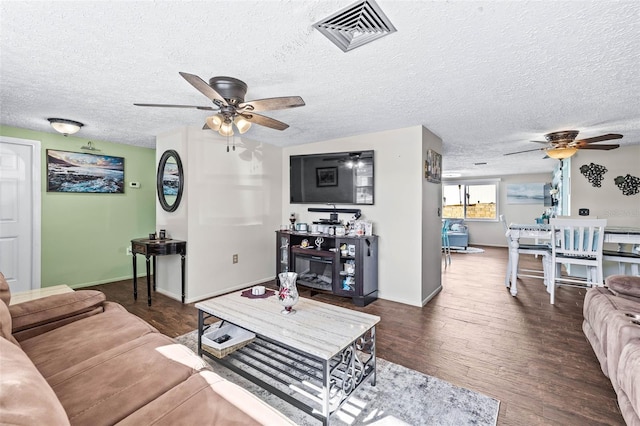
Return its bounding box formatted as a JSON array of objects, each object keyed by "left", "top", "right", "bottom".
[{"left": 0, "top": 125, "right": 156, "bottom": 288}]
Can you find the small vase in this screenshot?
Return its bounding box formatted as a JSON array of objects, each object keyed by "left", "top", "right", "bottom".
[{"left": 278, "top": 272, "right": 299, "bottom": 315}]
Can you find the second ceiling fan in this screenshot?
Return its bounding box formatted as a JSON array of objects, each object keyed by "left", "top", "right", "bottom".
[
  {"left": 504, "top": 130, "right": 623, "bottom": 159},
  {"left": 135, "top": 72, "right": 305, "bottom": 143}
]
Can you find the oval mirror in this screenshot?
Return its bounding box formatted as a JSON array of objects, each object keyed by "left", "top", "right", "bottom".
[{"left": 157, "top": 150, "right": 184, "bottom": 212}]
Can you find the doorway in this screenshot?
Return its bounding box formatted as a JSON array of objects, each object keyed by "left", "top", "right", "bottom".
[{"left": 0, "top": 136, "right": 41, "bottom": 292}]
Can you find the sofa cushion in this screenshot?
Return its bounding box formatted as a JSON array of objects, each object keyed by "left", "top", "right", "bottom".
[
  {"left": 20, "top": 302, "right": 158, "bottom": 378},
  {"left": 0, "top": 337, "right": 70, "bottom": 425},
  {"left": 607, "top": 275, "right": 640, "bottom": 300},
  {"left": 583, "top": 286, "right": 640, "bottom": 377},
  {"left": 116, "top": 371, "right": 294, "bottom": 426},
  {"left": 605, "top": 311, "right": 640, "bottom": 391},
  {"left": 0, "top": 297, "right": 19, "bottom": 346},
  {"left": 0, "top": 271, "right": 10, "bottom": 305},
  {"left": 49, "top": 333, "right": 208, "bottom": 426},
  {"left": 616, "top": 339, "right": 640, "bottom": 426}
]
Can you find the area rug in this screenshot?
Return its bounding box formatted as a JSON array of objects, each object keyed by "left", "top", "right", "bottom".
[
  {"left": 176, "top": 330, "right": 499, "bottom": 425},
  {"left": 451, "top": 247, "right": 485, "bottom": 254}
]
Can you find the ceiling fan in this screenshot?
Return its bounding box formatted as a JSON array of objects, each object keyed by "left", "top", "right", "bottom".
[
  {"left": 504, "top": 130, "right": 623, "bottom": 160},
  {"left": 135, "top": 72, "right": 305, "bottom": 149}
]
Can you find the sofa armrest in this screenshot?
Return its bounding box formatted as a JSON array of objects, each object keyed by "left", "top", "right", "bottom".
[
  {"left": 9, "top": 290, "right": 106, "bottom": 341},
  {"left": 606, "top": 275, "right": 640, "bottom": 300}
]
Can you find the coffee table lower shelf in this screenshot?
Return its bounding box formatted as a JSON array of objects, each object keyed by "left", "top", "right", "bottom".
[{"left": 197, "top": 311, "right": 377, "bottom": 425}]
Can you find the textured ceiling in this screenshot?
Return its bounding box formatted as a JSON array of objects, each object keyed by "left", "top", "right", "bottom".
[{"left": 1, "top": 1, "right": 639, "bottom": 177}]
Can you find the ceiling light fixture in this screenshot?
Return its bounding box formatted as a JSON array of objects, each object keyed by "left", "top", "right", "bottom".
[
  {"left": 206, "top": 114, "right": 252, "bottom": 137},
  {"left": 546, "top": 147, "right": 578, "bottom": 160},
  {"left": 47, "top": 118, "right": 84, "bottom": 136}
]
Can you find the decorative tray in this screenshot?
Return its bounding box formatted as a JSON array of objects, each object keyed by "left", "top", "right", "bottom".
[{"left": 240, "top": 289, "right": 275, "bottom": 299}]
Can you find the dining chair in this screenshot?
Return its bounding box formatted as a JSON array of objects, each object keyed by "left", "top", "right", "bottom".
[
  {"left": 442, "top": 219, "right": 451, "bottom": 268},
  {"left": 549, "top": 218, "right": 607, "bottom": 304},
  {"left": 500, "top": 215, "right": 551, "bottom": 295}
]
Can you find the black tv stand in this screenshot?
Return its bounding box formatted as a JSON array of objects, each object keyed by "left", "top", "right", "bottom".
[{"left": 276, "top": 230, "right": 378, "bottom": 306}]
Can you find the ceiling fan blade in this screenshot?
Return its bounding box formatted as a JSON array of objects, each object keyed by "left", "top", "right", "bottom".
[
  {"left": 530, "top": 140, "right": 549, "bottom": 144},
  {"left": 503, "top": 147, "right": 546, "bottom": 156},
  {"left": 238, "top": 96, "right": 305, "bottom": 112},
  {"left": 241, "top": 113, "right": 289, "bottom": 130},
  {"left": 134, "top": 103, "right": 217, "bottom": 111},
  {"left": 577, "top": 143, "right": 620, "bottom": 150},
  {"left": 179, "top": 72, "right": 228, "bottom": 106},
  {"left": 576, "top": 133, "right": 623, "bottom": 144}
]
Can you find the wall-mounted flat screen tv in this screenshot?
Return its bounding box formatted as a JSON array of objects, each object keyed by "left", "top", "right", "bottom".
[{"left": 290, "top": 150, "right": 374, "bottom": 205}]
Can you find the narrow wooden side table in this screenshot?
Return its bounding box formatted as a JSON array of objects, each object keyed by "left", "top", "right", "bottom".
[{"left": 131, "top": 238, "right": 186, "bottom": 306}]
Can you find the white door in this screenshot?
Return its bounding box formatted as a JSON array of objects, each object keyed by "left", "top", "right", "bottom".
[{"left": 0, "top": 137, "right": 41, "bottom": 292}]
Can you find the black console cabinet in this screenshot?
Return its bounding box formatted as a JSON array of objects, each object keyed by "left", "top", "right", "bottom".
[{"left": 276, "top": 230, "right": 378, "bottom": 306}]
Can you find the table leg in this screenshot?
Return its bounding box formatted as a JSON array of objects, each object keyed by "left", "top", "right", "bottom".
[
  {"left": 181, "top": 253, "right": 186, "bottom": 303},
  {"left": 507, "top": 237, "right": 520, "bottom": 296},
  {"left": 371, "top": 326, "right": 377, "bottom": 386},
  {"left": 322, "top": 359, "right": 330, "bottom": 425},
  {"left": 152, "top": 255, "right": 156, "bottom": 291},
  {"left": 197, "top": 310, "right": 203, "bottom": 357},
  {"left": 132, "top": 253, "right": 138, "bottom": 300},
  {"left": 146, "top": 255, "right": 152, "bottom": 306}
]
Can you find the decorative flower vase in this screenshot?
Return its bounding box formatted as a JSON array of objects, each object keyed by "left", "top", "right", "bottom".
[{"left": 278, "top": 272, "right": 299, "bottom": 315}]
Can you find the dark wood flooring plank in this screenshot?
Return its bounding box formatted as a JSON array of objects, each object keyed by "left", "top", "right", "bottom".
[{"left": 86, "top": 246, "right": 624, "bottom": 425}]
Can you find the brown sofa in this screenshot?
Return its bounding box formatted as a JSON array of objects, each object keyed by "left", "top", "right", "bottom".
[
  {"left": 0, "top": 273, "right": 293, "bottom": 425},
  {"left": 583, "top": 274, "right": 640, "bottom": 426}
]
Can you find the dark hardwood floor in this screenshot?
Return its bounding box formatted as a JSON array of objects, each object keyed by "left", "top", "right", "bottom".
[{"left": 87, "top": 246, "right": 623, "bottom": 425}]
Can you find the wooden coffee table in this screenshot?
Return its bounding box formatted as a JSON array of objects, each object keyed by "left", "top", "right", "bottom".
[{"left": 195, "top": 289, "right": 380, "bottom": 425}]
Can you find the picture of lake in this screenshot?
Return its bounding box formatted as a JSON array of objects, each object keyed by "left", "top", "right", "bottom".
[
  {"left": 506, "top": 183, "right": 544, "bottom": 204},
  {"left": 47, "top": 149, "right": 124, "bottom": 193}
]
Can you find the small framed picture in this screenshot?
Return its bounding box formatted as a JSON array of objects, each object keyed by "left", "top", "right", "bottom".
[
  {"left": 316, "top": 167, "right": 338, "bottom": 187},
  {"left": 425, "top": 149, "right": 442, "bottom": 183}
]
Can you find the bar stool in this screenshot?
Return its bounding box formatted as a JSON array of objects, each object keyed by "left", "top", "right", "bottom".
[{"left": 442, "top": 219, "right": 451, "bottom": 268}]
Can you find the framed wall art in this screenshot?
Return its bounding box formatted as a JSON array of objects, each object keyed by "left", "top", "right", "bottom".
[
  {"left": 425, "top": 149, "right": 442, "bottom": 183},
  {"left": 47, "top": 149, "right": 125, "bottom": 193},
  {"left": 316, "top": 167, "right": 338, "bottom": 187},
  {"left": 506, "top": 183, "right": 544, "bottom": 204}
]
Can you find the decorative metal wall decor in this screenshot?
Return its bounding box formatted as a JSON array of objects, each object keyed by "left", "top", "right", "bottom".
[
  {"left": 579, "top": 163, "right": 608, "bottom": 187},
  {"left": 614, "top": 174, "right": 640, "bottom": 196}
]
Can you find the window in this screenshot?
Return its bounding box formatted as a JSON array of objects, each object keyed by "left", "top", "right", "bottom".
[{"left": 443, "top": 181, "right": 498, "bottom": 220}]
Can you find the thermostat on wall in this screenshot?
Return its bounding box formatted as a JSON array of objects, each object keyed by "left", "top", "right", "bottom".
[{"left": 129, "top": 182, "right": 140, "bottom": 188}]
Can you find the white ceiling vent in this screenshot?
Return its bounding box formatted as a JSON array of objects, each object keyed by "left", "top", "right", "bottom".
[{"left": 313, "top": 0, "right": 397, "bottom": 52}]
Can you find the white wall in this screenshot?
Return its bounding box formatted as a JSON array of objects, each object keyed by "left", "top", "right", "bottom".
[
  {"left": 569, "top": 145, "right": 640, "bottom": 277},
  {"left": 421, "top": 126, "right": 443, "bottom": 305},
  {"left": 156, "top": 127, "right": 282, "bottom": 302},
  {"left": 444, "top": 173, "right": 551, "bottom": 247},
  {"left": 569, "top": 145, "right": 640, "bottom": 227},
  {"left": 283, "top": 126, "right": 436, "bottom": 306}
]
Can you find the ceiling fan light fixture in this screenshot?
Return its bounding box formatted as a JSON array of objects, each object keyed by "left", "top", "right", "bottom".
[
  {"left": 48, "top": 118, "right": 84, "bottom": 136},
  {"left": 206, "top": 114, "right": 223, "bottom": 131},
  {"left": 546, "top": 147, "right": 578, "bottom": 160},
  {"left": 219, "top": 120, "right": 234, "bottom": 137},
  {"left": 234, "top": 116, "right": 252, "bottom": 134}
]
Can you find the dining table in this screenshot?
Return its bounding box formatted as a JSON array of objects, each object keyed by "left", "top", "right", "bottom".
[{"left": 505, "top": 224, "right": 640, "bottom": 297}]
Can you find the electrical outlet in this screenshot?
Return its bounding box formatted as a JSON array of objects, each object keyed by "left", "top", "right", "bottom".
[
  {"left": 232, "top": 254, "right": 238, "bottom": 264},
  {"left": 126, "top": 246, "right": 132, "bottom": 255},
  {"left": 578, "top": 208, "right": 590, "bottom": 216}
]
